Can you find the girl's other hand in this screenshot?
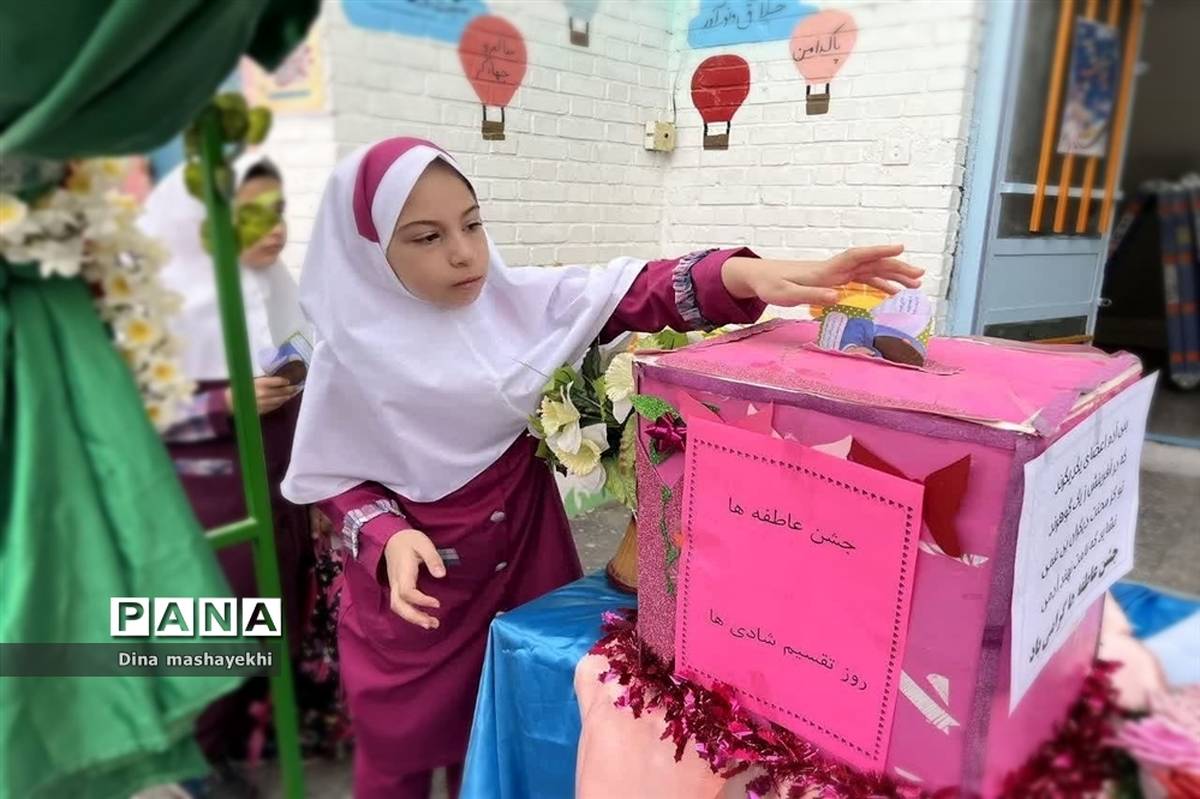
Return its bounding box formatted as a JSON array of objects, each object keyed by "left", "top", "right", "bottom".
[
  {"left": 382, "top": 529, "right": 446, "bottom": 630},
  {"left": 723, "top": 244, "right": 924, "bottom": 307},
  {"left": 224, "top": 376, "right": 299, "bottom": 416}
]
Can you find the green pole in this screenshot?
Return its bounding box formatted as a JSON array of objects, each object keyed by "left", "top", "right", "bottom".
[{"left": 196, "top": 111, "right": 306, "bottom": 799}]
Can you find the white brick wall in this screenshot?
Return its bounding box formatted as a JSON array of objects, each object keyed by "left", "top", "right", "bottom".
[
  {"left": 660, "top": 0, "right": 985, "bottom": 315},
  {"left": 323, "top": 0, "right": 676, "bottom": 268},
  {"left": 267, "top": 0, "right": 985, "bottom": 314}
]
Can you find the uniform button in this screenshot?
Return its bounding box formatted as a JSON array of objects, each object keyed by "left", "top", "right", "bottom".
[
  {"left": 490, "top": 510, "right": 506, "bottom": 523},
  {"left": 495, "top": 561, "right": 508, "bottom": 572}
]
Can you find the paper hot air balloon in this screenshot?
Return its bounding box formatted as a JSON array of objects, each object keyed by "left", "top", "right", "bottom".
[
  {"left": 563, "top": 0, "right": 600, "bottom": 47},
  {"left": 791, "top": 10, "right": 856, "bottom": 115},
  {"left": 458, "top": 16, "right": 528, "bottom": 140},
  {"left": 690, "top": 55, "right": 751, "bottom": 150}
]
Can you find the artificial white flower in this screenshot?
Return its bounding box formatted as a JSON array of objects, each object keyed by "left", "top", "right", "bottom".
[
  {"left": 36, "top": 239, "right": 85, "bottom": 278},
  {"left": 539, "top": 385, "right": 581, "bottom": 438},
  {"left": 604, "top": 352, "right": 636, "bottom": 423},
  {"left": 101, "top": 271, "right": 138, "bottom": 303},
  {"left": 0, "top": 193, "right": 32, "bottom": 239},
  {"left": 31, "top": 205, "right": 78, "bottom": 237},
  {"left": 574, "top": 459, "right": 608, "bottom": 493},
  {"left": 116, "top": 315, "right": 162, "bottom": 351},
  {"left": 548, "top": 418, "right": 583, "bottom": 456},
  {"left": 5, "top": 157, "right": 189, "bottom": 432},
  {"left": 549, "top": 422, "right": 609, "bottom": 476},
  {"left": 146, "top": 357, "right": 187, "bottom": 389}
]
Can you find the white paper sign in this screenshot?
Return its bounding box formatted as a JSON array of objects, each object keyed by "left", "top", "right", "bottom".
[{"left": 1010, "top": 373, "right": 1157, "bottom": 712}]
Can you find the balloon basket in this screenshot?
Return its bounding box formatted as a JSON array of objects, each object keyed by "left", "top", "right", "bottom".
[
  {"left": 481, "top": 120, "right": 506, "bottom": 140},
  {"left": 569, "top": 21, "right": 590, "bottom": 47},
  {"left": 805, "top": 85, "right": 831, "bottom": 115},
  {"left": 702, "top": 132, "right": 730, "bottom": 150},
  {"left": 605, "top": 513, "right": 639, "bottom": 595},
  {"left": 480, "top": 104, "right": 506, "bottom": 141}
]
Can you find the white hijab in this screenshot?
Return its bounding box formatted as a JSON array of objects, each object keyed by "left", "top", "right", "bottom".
[
  {"left": 140, "top": 162, "right": 308, "bottom": 381},
  {"left": 280, "top": 138, "right": 644, "bottom": 504}
]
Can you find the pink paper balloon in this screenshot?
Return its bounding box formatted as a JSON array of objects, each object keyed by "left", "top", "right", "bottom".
[{"left": 791, "top": 10, "right": 857, "bottom": 85}]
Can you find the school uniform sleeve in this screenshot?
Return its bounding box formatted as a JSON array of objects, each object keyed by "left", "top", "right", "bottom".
[
  {"left": 162, "top": 387, "right": 233, "bottom": 443},
  {"left": 598, "top": 247, "right": 766, "bottom": 342},
  {"left": 316, "top": 482, "right": 412, "bottom": 581}
]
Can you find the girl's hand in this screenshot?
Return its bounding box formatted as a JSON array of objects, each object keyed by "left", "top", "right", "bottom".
[
  {"left": 722, "top": 244, "right": 924, "bottom": 307},
  {"left": 382, "top": 529, "right": 446, "bottom": 630},
  {"left": 224, "top": 376, "right": 299, "bottom": 416}
]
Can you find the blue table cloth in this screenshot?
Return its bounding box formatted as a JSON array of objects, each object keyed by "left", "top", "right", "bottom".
[
  {"left": 461, "top": 576, "right": 1196, "bottom": 799},
  {"left": 461, "top": 572, "right": 635, "bottom": 799}
]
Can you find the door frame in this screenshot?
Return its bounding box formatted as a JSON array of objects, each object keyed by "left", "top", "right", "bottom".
[{"left": 947, "top": 0, "right": 1147, "bottom": 337}]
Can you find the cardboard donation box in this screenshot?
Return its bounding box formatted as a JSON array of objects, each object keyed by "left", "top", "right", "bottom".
[{"left": 633, "top": 320, "right": 1152, "bottom": 794}]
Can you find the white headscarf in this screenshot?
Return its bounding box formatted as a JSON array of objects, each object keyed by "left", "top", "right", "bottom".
[
  {"left": 140, "top": 162, "right": 308, "bottom": 381},
  {"left": 280, "top": 138, "right": 644, "bottom": 504}
]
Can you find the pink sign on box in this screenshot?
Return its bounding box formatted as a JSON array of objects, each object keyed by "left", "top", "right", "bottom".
[{"left": 674, "top": 417, "right": 924, "bottom": 772}]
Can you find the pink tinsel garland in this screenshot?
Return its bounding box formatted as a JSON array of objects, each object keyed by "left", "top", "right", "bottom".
[{"left": 592, "top": 609, "right": 1123, "bottom": 799}]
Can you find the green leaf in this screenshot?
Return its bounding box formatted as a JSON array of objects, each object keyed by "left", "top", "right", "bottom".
[
  {"left": 535, "top": 438, "right": 552, "bottom": 462},
  {"left": 656, "top": 329, "right": 691, "bottom": 350},
  {"left": 648, "top": 441, "right": 669, "bottom": 465},
  {"left": 582, "top": 343, "right": 602, "bottom": 381},
  {"left": 528, "top": 415, "right": 545, "bottom": 438},
  {"left": 637, "top": 328, "right": 690, "bottom": 352},
  {"left": 542, "top": 365, "right": 578, "bottom": 395},
  {"left": 603, "top": 458, "right": 635, "bottom": 511},
  {"left": 630, "top": 393, "right": 678, "bottom": 421},
  {"left": 605, "top": 421, "right": 639, "bottom": 511},
  {"left": 618, "top": 418, "right": 637, "bottom": 477},
  {"left": 556, "top": 365, "right": 578, "bottom": 387}
]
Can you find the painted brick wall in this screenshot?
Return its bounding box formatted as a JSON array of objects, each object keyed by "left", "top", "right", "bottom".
[
  {"left": 660, "top": 0, "right": 985, "bottom": 316},
  {"left": 322, "top": 0, "right": 676, "bottom": 268},
  {"left": 266, "top": 1, "right": 985, "bottom": 316},
  {"left": 259, "top": 112, "right": 339, "bottom": 274}
]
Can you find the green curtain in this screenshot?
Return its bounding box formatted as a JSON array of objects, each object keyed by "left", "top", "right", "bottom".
[
  {"left": 0, "top": 0, "right": 318, "bottom": 158},
  {"left": 0, "top": 265, "right": 242, "bottom": 798},
  {"left": 0, "top": 1, "right": 317, "bottom": 796}
]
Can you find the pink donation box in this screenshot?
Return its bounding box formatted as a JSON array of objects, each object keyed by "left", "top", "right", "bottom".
[{"left": 633, "top": 320, "right": 1142, "bottom": 795}]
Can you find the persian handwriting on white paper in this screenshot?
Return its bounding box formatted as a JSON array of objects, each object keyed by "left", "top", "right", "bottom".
[
  {"left": 1009, "top": 374, "right": 1155, "bottom": 711},
  {"left": 1053, "top": 419, "right": 1130, "bottom": 496}
]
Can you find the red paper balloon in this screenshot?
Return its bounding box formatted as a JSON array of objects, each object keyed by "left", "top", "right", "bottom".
[
  {"left": 458, "top": 15, "right": 527, "bottom": 109},
  {"left": 690, "top": 55, "right": 751, "bottom": 124}
]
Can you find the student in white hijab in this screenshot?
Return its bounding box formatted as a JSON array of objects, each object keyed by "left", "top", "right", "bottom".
[{"left": 140, "top": 157, "right": 319, "bottom": 781}]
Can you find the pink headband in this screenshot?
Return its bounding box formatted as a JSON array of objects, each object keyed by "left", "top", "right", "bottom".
[{"left": 353, "top": 137, "right": 451, "bottom": 242}]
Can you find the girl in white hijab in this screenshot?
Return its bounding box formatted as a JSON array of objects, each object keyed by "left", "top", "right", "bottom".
[
  {"left": 140, "top": 159, "right": 318, "bottom": 779},
  {"left": 283, "top": 136, "right": 922, "bottom": 799}
]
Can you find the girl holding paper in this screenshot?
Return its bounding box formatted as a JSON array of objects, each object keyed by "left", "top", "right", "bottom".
[
  {"left": 141, "top": 159, "right": 323, "bottom": 778},
  {"left": 281, "top": 136, "right": 923, "bottom": 799}
]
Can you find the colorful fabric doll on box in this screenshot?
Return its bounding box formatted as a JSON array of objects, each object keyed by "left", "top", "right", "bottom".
[
  {"left": 816, "top": 285, "right": 935, "bottom": 366},
  {"left": 280, "top": 136, "right": 923, "bottom": 799}
]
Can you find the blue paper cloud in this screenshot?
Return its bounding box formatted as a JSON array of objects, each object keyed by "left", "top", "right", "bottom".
[
  {"left": 343, "top": 0, "right": 491, "bottom": 44},
  {"left": 563, "top": 0, "right": 601, "bottom": 20},
  {"left": 688, "top": 0, "right": 818, "bottom": 49}
]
